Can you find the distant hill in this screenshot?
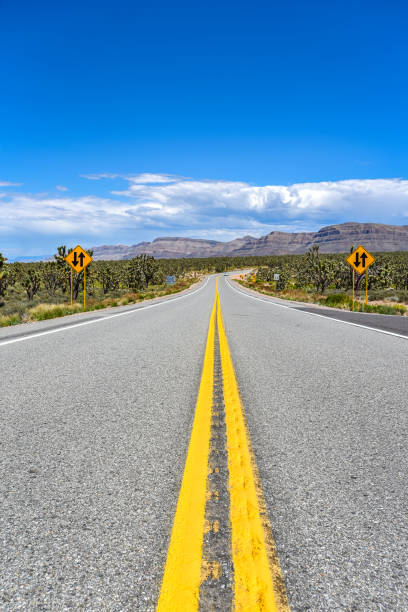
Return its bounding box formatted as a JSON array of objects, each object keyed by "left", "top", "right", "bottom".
[
  {"left": 90, "top": 223, "right": 408, "bottom": 260},
  {"left": 8, "top": 255, "right": 50, "bottom": 263}
]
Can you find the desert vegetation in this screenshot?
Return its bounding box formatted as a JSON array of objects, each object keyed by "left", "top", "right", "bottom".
[
  {"left": 240, "top": 246, "right": 408, "bottom": 315},
  {"left": 1, "top": 246, "right": 408, "bottom": 326},
  {"left": 0, "top": 248, "right": 200, "bottom": 326}
]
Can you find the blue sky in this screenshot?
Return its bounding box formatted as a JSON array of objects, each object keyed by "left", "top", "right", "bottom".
[{"left": 1, "top": 0, "right": 407, "bottom": 256}]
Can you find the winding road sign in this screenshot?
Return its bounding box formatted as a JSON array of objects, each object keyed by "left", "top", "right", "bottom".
[
  {"left": 65, "top": 245, "right": 92, "bottom": 273},
  {"left": 347, "top": 245, "right": 375, "bottom": 274}
]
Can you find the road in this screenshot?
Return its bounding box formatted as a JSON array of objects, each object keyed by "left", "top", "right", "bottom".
[{"left": 1, "top": 275, "right": 407, "bottom": 611}]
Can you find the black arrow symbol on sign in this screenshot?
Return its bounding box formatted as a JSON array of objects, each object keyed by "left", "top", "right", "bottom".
[
  {"left": 72, "top": 251, "right": 86, "bottom": 268},
  {"left": 354, "top": 252, "right": 368, "bottom": 268}
]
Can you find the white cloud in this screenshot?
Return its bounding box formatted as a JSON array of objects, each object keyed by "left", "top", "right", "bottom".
[
  {"left": 81, "top": 173, "right": 119, "bottom": 180},
  {"left": 2, "top": 175, "right": 408, "bottom": 251},
  {"left": 56, "top": 185, "right": 68, "bottom": 191},
  {"left": 127, "top": 173, "right": 179, "bottom": 184},
  {"left": 83, "top": 172, "right": 180, "bottom": 187},
  {"left": 0, "top": 180, "right": 21, "bottom": 187},
  {"left": 0, "top": 194, "right": 136, "bottom": 236},
  {"left": 110, "top": 176, "right": 408, "bottom": 226}
]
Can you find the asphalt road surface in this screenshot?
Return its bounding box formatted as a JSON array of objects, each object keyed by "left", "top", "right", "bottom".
[{"left": 1, "top": 275, "right": 407, "bottom": 611}]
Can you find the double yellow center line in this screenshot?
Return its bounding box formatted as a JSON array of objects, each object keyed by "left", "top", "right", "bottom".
[{"left": 157, "top": 281, "right": 290, "bottom": 611}]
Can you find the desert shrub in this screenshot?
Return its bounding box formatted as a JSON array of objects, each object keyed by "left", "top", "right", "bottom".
[
  {"left": 0, "top": 253, "right": 9, "bottom": 303},
  {"left": 362, "top": 303, "right": 406, "bottom": 315},
  {"left": 122, "top": 292, "right": 141, "bottom": 303},
  {"left": 323, "top": 293, "right": 351, "bottom": 307},
  {"left": 96, "top": 263, "right": 120, "bottom": 294},
  {"left": 303, "top": 246, "right": 336, "bottom": 294},
  {"left": 0, "top": 313, "right": 22, "bottom": 326},
  {"left": 22, "top": 268, "right": 42, "bottom": 301},
  {"left": 125, "top": 254, "right": 160, "bottom": 290},
  {"left": 28, "top": 303, "right": 83, "bottom": 320}
]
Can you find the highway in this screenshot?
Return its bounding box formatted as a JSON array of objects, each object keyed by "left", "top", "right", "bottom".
[{"left": 1, "top": 274, "right": 407, "bottom": 611}]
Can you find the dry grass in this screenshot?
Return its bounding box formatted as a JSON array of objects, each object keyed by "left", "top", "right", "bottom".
[
  {"left": 28, "top": 303, "right": 83, "bottom": 320},
  {"left": 239, "top": 281, "right": 407, "bottom": 316},
  {"left": 0, "top": 313, "right": 22, "bottom": 326}
]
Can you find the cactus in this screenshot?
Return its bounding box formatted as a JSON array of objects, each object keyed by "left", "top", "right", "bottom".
[
  {"left": 0, "top": 253, "right": 9, "bottom": 303},
  {"left": 22, "top": 268, "right": 42, "bottom": 301}
]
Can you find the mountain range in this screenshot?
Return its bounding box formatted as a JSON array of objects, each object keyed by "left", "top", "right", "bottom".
[{"left": 90, "top": 223, "right": 408, "bottom": 260}]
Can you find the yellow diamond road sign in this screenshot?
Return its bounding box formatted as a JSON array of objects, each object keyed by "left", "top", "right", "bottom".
[
  {"left": 65, "top": 245, "right": 92, "bottom": 273},
  {"left": 347, "top": 245, "right": 375, "bottom": 274}
]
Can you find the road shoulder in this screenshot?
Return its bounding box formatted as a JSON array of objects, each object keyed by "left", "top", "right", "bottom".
[{"left": 228, "top": 278, "right": 408, "bottom": 338}]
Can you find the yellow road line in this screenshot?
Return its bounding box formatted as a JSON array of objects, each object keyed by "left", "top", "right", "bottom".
[
  {"left": 156, "top": 286, "right": 217, "bottom": 611},
  {"left": 217, "top": 291, "right": 290, "bottom": 612},
  {"left": 157, "top": 279, "right": 289, "bottom": 611}
]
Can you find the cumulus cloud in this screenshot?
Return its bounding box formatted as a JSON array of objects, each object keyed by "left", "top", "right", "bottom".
[
  {"left": 110, "top": 176, "right": 408, "bottom": 227},
  {"left": 0, "top": 194, "right": 137, "bottom": 235},
  {"left": 56, "top": 185, "right": 69, "bottom": 191},
  {"left": 1, "top": 175, "right": 408, "bottom": 253}
]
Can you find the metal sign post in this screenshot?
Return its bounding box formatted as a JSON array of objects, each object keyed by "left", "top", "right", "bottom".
[
  {"left": 352, "top": 269, "right": 355, "bottom": 310},
  {"left": 366, "top": 269, "right": 368, "bottom": 305}
]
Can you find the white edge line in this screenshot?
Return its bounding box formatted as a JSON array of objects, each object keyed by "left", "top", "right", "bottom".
[
  {"left": 0, "top": 278, "right": 210, "bottom": 348},
  {"left": 226, "top": 278, "right": 408, "bottom": 341}
]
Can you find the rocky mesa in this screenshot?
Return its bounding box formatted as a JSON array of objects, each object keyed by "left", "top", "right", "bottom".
[{"left": 91, "top": 222, "right": 408, "bottom": 260}]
